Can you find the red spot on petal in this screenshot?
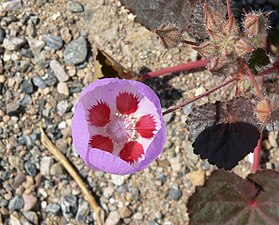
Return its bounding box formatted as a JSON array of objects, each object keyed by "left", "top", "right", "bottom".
[
  {"left": 119, "top": 142, "right": 144, "bottom": 164},
  {"left": 89, "top": 135, "right": 113, "bottom": 153},
  {"left": 116, "top": 92, "right": 139, "bottom": 115},
  {"left": 88, "top": 101, "right": 110, "bottom": 126},
  {"left": 136, "top": 115, "right": 156, "bottom": 139}
]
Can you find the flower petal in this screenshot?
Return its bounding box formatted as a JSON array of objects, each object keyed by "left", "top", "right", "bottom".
[
  {"left": 119, "top": 142, "right": 144, "bottom": 164},
  {"left": 88, "top": 101, "right": 110, "bottom": 126},
  {"left": 136, "top": 114, "right": 157, "bottom": 138},
  {"left": 89, "top": 135, "right": 113, "bottom": 153},
  {"left": 116, "top": 91, "right": 139, "bottom": 115}
]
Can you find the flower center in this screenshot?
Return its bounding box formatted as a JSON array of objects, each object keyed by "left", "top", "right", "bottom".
[{"left": 106, "top": 113, "right": 136, "bottom": 144}]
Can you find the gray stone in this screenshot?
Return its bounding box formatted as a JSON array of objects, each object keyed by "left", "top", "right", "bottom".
[
  {"left": 22, "top": 211, "right": 39, "bottom": 225},
  {"left": 75, "top": 200, "right": 90, "bottom": 222},
  {"left": 3, "top": 37, "right": 26, "bottom": 51},
  {"left": 0, "top": 0, "right": 22, "bottom": 11},
  {"left": 61, "top": 194, "right": 78, "bottom": 218},
  {"left": 168, "top": 187, "right": 182, "bottom": 201},
  {"left": 15, "top": 60, "right": 30, "bottom": 73},
  {"left": 26, "top": 23, "right": 36, "bottom": 37},
  {"left": 50, "top": 60, "right": 69, "bottom": 82},
  {"left": 24, "top": 162, "right": 37, "bottom": 177},
  {"left": 64, "top": 37, "right": 87, "bottom": 65},
  {"left": 40, "top": 156, "right": 53, "bottom": 176},
  {"left": 68, "top": 1, "right": 84, "bottom": 13},
  {"left": 20, "top": 95, "right": 32, "bottom": 107},
  {"left": 6, "top": 100, "right": 20, "bottom": 114},
  {"left": 43, "top": 34, "right": 63, "bottom": 50},
  {"left": 32, "top": 76, "right": 46, "bottom": 89},
  {"left": 149, "top": 220, "right": 161, "bottom": 225},
  {"left": 20, "top": 80, "right": 34, "bottom": 94},
  {"left": 27, "top": 38, "right": 45, "bottom": 56},
  {"left": 46, "top": 203, "right": 61, "bottom": 215},
  {"left": 57, "top": 100, "right": 72, "bottom": 114},
  {"left": 8, "top": 195, "right": 24, "bottom": 211},
  {"left": 0, "top": 28, "right": 5, "bottom": 43}
]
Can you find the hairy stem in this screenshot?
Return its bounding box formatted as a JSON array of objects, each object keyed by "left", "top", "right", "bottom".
[
  {"left": 226, "top": 0, "right": 232, "bottom": 19},
  {"left": 142, "top": 59, "right": 208, "bottom": 80},
  {"left": 244, "top": 63, "right": 264, "bottom": 98},
  {"left": 251, "top": 137, "right": 262, "bottom": 173},
  {"left": 163, "top": 75, "right": 237, "bottom": 115}
]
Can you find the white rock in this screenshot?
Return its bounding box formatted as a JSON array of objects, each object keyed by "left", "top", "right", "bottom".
[
  {"left": 57, "top": 82, "right": 69, "bottom": 96},
  {"left": 50, "top": 60, "right": 69, "bottom": 82}
]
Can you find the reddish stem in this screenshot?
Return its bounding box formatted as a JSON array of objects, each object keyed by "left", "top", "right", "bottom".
[
  {"left": 226, "top": 0, "right": 232, "bottom": 19},
  {"left": 251, "top": 137, "right": 262, "bottom": 173},
  {"left": 163, "top": 75, "right": 237, "bottom": 115},
  {"left": 142, "top": 59, "right": 208, "bottom": 80},
  {"left": 244, "top": 63, "right": 264, "bottom": 98}
]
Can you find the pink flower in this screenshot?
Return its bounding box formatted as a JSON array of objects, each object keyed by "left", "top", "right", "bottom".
[{"left": 72, "top": 78, "right": 166, "bottom": 175}]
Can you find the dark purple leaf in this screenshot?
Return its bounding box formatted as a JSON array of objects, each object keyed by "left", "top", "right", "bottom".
[
  {"left": 188, "top": 170, "right": 279, "bottom": 225},
  {"left": 186, "top": 97, "right": 263, "bottom": 169}
]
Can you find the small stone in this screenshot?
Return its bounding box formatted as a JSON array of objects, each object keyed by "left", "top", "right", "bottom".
[
  {"left": 57, "top": 100, "right": 72, "bottom": 114},
  {"left": 26, "top": 23, "right": 35, "bottom": 37},
  {"left": 64, "top": 37, "right": 87, "bottom": 65},
  {"left": 105, "top": 211, "right": 121, "bottom": 225},
  {"left": 3, "top": 37, "right": 26, "bottom": 51},
  {"left": 133, "top": 212, "right": 143, "bottom": 220},
  {"left": 15, "top": 60, "right": 30, "bottom": 73},
  {"left": 119, "top": 206, "right": 132, "bottom": 218},
  {"left": 46, "top": 203, "right": 60, "bottom": 215},
  {"left": 20, "top": 80, "right": 34, "bottom": 94},
  {"left": 50, "top": 163, "right": 64, "bottom": 176},
  {"left": 6, "top": 100, "right": 20, "bottom": 114},
  {"left": 57, "top": 82, "right": 69, "bottom": 96},
  {"left": 23, "top": 194, "right": 37, "bottom": 211},
  {"left": 43, "top": 34, "right": 63, "bottom": 50},
  {"left": 148, "top": 220, "right": 161, "bottom": 225},
  {"left": 75, "top": 200, "right": 89, "bottom": 222},
  {"left": 61, "top": 194, "right": 78, "bottom": 218},
  {"left": 9, "top": 156, "right": 24, "bottom": 170},
  {"left": 12, "top": 172, "right": 26, "bottom": 189},
  {"left": 50, "top": 60, "right": 69, "bottom": 82},
  {"left": 22, "top": 211, "right": 39, "bottom": 225},
  {"left": 32, "top": 76, "right": 46, "bottom": 89},
  {"left": 168, "top": 187, "right": 182, "bottom": 201},
  {"left": 186, "top": 170, "right": 205, "bottom": 186},
  {"left": 40, "top": 157, "right": 53, "bottom": 176},
  {"left": 0, "top": 28, "right": 5, "bottom": 43},
  {"left": 103, "top": 186, "right": 114, "bottom": 198},
  {"left": 1, "top": 0, "right": 22, "bottom": 11},
  {"left": 24, "top": 162, "right": 37, "bottom": 177},
  {"left": 68, "top": 1, "right": 84, "bottom": 13},
  {"left": 111, "top": 174, "right": 128, "bottom": 186},
  {"left": 170, "top": 157, "right": 182, "bottom": 172},
  {"left": 8, "top": 195, "right": 24, "bottom": 211},
  {"left": 27, "top": 38, "right": 45, "bottom": 56},
  {"left": 268, "top": 131, "right": 278, "bottom": 148},
  {"left": 60, "top": 27, "right": 72, "bottom": 44},
  {"left": 10, "top": 215, "right": 21, "bottom": 225}
]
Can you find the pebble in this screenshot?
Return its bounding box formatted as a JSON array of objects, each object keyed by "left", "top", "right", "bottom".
[
  {"left": 23, "top": 194, "right": 37, "bottom": 211},
  {"left": 0, "top": 0, "right": 22, "bottom": 11},
  {"left": 111, "top": 174, "right": 127, "bottom": 186},
  {"left": 57, "top": 100, "right": 72, "bottom": 114},
  {"left": 133, "top": 212, "right": 143, "bottom": 220},
  {"left": 43, "top": 34, "right": 63, "bottom": 50},
  {"left": 61, "top": 194, "right": 78, "bottom": 218},
  {"left": 268, "top": 131, "right": 278, "bottom": 148},
  {"left": 27, "top": 39, "right": 45, "bottom": 56},
  {"left": 22, "top": 211, "right": 38, "bottom": 225},
  {"left": 20, "top": 80, "right": 34, "bottom": 94},
  {"left": 3, "top": 37, "right": 26, "bottom": 51},
  {"left": 15, "top": 60, "right": 30, "bottom": 73},
  {"left": 168, "top": 187, "right": 182, "bottom": 201},
  {"left": 26, "top": 23, "right": 36, "bottom": 37},
  {"left": 119, "top": 206, "right": 133, "bottom": 218},
  {"left": 12, "top": 172, "right": 26, "bottom": 189},
  {"left": 24, "top": 162, "right": 37, "bottom": 177},
  {"left": 6, "top": 100, "right": 20, "bottom": 114},
  {"left": 50, "top": 60, "right": 70, "bottom": 82},
  {"left": 186, "top": 170, "right": 205, "bottom": 186},
  {"left": 68, "top": 1, "right": 84, "bottom": 13},
  {"left": 170, "top": 157, "right": 182, "bottom": 172},
  {"left": 32, "top": 76, "right": 46, "bottom": 89},
  {"left": 8, "top": 195, "right": 24, "bottom": 211},
  {"left": 149, "top": 220, "right": 161, "bottom": 225},
  {"left": 9, "top": 215, "right": 21, "bottom": 225},
  {"left": 40, "top": 156, "right": 53, "bottom": 176},
  {"left": 64, "top": 37, "right": 88, "bottom": 65},
  {"left": 60, "top": 27, "right": 72, "bottom": 44},
  {"left": 50, "top": 163, "right": 64, "bottom": 176},
  {"left": 75, "top": 200, "right": 90, "bottom": 222},
  {"left": 105, "top": 211, "right": 121, "bottom": 225},
  {"left": 46, "top": 203, "right": 61, "bottom": 215},
  {"left": 0, "top": 28, "right": 5, "bottom": 43},
  {"left": 57, "top": 82, "right": 70, "bottom": 96}
]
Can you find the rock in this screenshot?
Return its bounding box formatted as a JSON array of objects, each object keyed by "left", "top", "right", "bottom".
[
  {"left": 6, "top": 100, "right": 20, "bottom": 115},
  {"left": 40, "top": 156, "right": 53, "bottom": 176},
  {"left": 9, "top": 156, "right": 24, "bottom": 170},
  {"left": 27, "top": 39, "right": 45, "bottom": 56},
  {"left": 3, "top": 37, "right": 26, "bottom": 51},
  {"left": 168, "top": 187, "right": 182, "bottom": 201},
  {"left": 105, "top": 211, "right": 121, "bottom": 225},
  {"left": 22, "top": 211, "right": 39, "bottom": 225},
  {"left": 68, "top": 1, "right": 84, "bottom": 13},
  {"left": 8, "top": 195, "right": 24, "bottom": 211},
  {"left": 0, "top": 28, "right": 5, "bottom": 43},
  {"left": 32, "top": 76, "right": 46, "bottom": 89},
  {"left": 103, "top": 186, "right": 114, "bottom": 198},
  {"left": 15, "top": 60, "right": 30, "bottom": 73},
  {"left": 0, "top": 0, "right": 22, "bottom": 11},
  {"left": 268, "top": 131, "right": 278, "bottom": 148},
  {"left": 24, "top": 162, "right": 37, "bottom": 177},
  {"left": 26, "top": 23, "right": 35, "bottom": 37},
  {"left": 46, "top": 203, "right": 60, "bottom": 215},
  {"left": 64, "top": 37, "right": 87, "bottom": 65},
  {"left": 170, "top": 157, "right": 182, "bottom": 172},
  {"left": 43, "top": 34, "right": 63, "bottom": 50},
  {"left": 60, "top": 27, "right": 72, "bottom": 44},
  {"left": 23, "top": 194, "right": 37, "bottom": 211},
  {"left": 186, "top": 170, "right": 205, "bottom": 186},
  {"left": 75, "top": 200, "right": 89, "bottom": 222},
  {"left": 50, "top": 60, "right": 69, "bottom": 82},
  {"left": 120, "top": 206, "right": 132, "bottom": 218},
  {"left": 57, "top": 82, "right": 69, "bottom": 96},
  {"left": 20, "top": 80, "right": 33, "bottom": 94},
  {"left": 12, "top": 172, "right": 26, "bottom": 189},
  {"left": 61, "top": 194, "right": 78, "bottom": 218},
  {"left": 149, "top": 220, "right": 161, "bottom": 225},
  {"left": 50, "top": 163, "right": 64, "bottom": 176},
  {"left": 57, "top": 100, "right": 72, "bottom": 114},
  {"left": 111, "top": 174, "right": 127, "bottom": 186},
  {"left": 9, "top": 215, "right": 21, "bottom": 225},
  {"left": 133, "top": 212, "right": 143, "bottom": 220}
]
